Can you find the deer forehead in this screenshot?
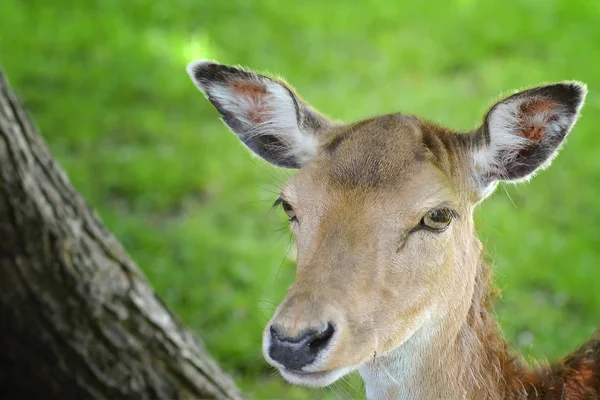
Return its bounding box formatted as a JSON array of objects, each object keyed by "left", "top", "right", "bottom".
[{"left": 282, "top": 115, "right": 460, "bottom": 216}]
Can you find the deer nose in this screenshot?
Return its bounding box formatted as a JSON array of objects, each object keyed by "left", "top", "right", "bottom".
[{"left": 268, "top": 322, "right": 335, "bottom": 370}]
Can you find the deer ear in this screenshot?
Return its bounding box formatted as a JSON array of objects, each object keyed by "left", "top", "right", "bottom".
[
  {"left": 471, "top": 82, "right": 586, "bottom": 197},
  {"left": 186, "top": 60, "right": 335, "bottom": 168}
]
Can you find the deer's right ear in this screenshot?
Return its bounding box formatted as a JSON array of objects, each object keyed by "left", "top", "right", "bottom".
[{"left": 187, "top": 60, "right": 335, "bottom": 169}]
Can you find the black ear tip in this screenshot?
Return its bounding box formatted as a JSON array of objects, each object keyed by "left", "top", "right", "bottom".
[
  {"left": 560, "top": 80, "right": 588, "bottom": 104},
  {"left": 526, "top": 81, "right": 587, "bottom": 113},
  {"left": 186, "top": 59, "right": 221, "bottom": 84},
  {"left": 186, "top": 60, "right": 258, "bottom": 91},
  {"left": 550, "top": 81, "right": 588, "bottom": 109}
]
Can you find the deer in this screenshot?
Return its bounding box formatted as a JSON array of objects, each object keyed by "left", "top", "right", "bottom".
[{"left": 186, "top": 60, "right": 600, "bottom": 399}]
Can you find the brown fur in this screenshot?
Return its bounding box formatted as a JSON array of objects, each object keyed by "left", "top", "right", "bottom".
[
  {"left": 271, "top": 118, "right": 600, "bottom": 398},
  {"left": 407, "top": 121, "right": 600, "bottom": 399},
  {"left": 420, "top": 122, "right": 600, "bottom": 399},
  {"left": 188, "top": 61, "right": 595, "bottom": 399},
  {"left": 518, "top": 98, "right": 559, "bottom": 142},
  {"left": 230, "top": 80, "right": 267, "bottom": 97},
  {"left": 462, "top": 254, "right": 600, "bottom": 399}
]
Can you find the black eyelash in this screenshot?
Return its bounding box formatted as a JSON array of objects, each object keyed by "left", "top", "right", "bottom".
[
  {"left": 272, "top": 197, "right": 283, "bottom": 209},
  {"left": 429, "top": 206, "right": 460, "bottom": 220},
  {"left": 409, "top": 207, "right": 459, "bottom": 234},
  {"left": 449, "top": 209, "right": 460, "bottom": 219}
]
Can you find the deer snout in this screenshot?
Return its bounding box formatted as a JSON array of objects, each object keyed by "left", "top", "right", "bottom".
[
  {"left": 263, "top": 291, "right": 347, "bottom": 373},
  {"left": 267, "top": 322, "right": 335, "bottom": 370}
]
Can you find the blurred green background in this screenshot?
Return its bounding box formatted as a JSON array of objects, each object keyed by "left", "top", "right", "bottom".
[{"left": 1, "top": 1, "right": 599, "bottom": 398}]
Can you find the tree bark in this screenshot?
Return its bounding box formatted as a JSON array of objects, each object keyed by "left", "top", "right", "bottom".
[{"left": 0, "top": 68, "right": 244, "bottom": 400}]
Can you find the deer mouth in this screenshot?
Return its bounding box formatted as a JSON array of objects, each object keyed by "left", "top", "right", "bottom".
[{"left": 279, "top": 366, "right": 356, "bottom": 387}]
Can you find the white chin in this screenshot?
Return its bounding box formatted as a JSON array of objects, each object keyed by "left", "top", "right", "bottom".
[{"left": 279, "top": 366, "right": 354, "bottom": 387}]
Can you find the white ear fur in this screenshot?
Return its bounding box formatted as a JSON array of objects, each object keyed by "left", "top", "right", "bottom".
[
  {"left": 473, "top": 99, "right": 530, "bottom": 180},
  {"left": 471, "top": 82, "right": 586, "bottom": 200},
  {"left": 187, "top": 60, "right": 324, "bottom": 168},
  {"left": 474, "top": 99, "right": 575, "bottom": 180}
]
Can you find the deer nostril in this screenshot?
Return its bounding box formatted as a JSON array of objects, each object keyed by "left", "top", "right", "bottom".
[
  {"left": 307, "top": 322, "right": 335, "bottom": 349},
  {"left": 270, "top": 325, "right": 282, "bottom": 340},
  {"left": 268, "top": 322, "right": 336, "bottom": 370}
]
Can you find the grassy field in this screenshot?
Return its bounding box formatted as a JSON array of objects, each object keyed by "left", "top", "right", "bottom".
[{"left": 1, "top": 1, "right": 599, "bottom": 398}]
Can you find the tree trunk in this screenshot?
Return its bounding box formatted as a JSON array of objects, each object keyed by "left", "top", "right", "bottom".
[{"left": 0, "top": 68, "right": 244, "bottom": 400}]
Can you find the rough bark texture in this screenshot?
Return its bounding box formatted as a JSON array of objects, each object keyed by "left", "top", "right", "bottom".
[{"left": 0, "top": 68, "right": 244, "bottom": 400}]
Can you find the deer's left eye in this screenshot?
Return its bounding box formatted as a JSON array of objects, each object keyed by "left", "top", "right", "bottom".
[
  {"left": 280, "top": 199, "right": 297, "bottom": 222},
  {"left": 419, "top": 209, "right": 454, "bottom": 232}
]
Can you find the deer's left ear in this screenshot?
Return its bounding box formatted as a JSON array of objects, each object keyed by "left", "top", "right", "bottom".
[
  {"left": 471, "top": 82, "right": 587, "bottom": 197},
  {"left": 187, "top": 60, "right": 335, "bottom": 169}
]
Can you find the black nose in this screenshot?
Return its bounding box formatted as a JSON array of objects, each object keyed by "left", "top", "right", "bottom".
[{"left": 268, "top": 323, "right": 335, "bottom": 370}]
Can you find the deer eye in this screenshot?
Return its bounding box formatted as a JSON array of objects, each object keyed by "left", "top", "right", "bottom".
[
  {"left": 277, "top": 199, "right": 297, "bottom": 222},
  {"left": 419, "top": 209, "right": 454, "bottom": 232}
]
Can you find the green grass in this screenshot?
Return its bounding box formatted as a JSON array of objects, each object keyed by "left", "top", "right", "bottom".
[{"left": 1, "top": 1, "right": 599, "bottom": 398}]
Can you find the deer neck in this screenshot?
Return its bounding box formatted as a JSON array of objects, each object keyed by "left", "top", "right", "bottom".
[{"left": 358, "top": 254, "right": 509, "bottom": 400}]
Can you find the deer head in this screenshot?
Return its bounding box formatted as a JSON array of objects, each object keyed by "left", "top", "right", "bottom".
[{"left": 187, "top": 60, "right": 586, "bottom": 394}]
